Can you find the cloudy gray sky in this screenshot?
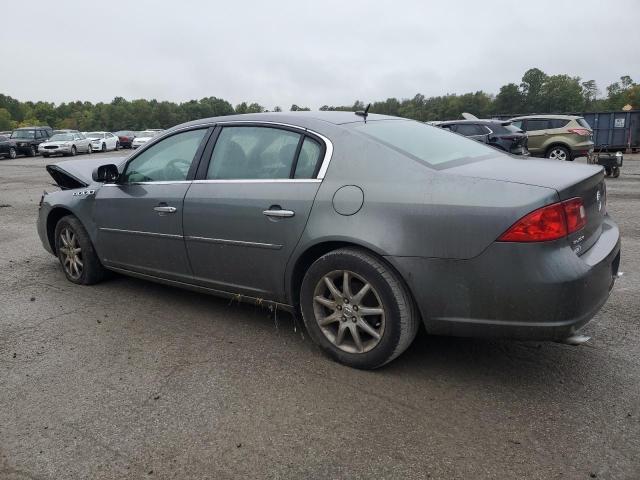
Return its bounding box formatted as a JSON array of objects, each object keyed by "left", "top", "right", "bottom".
[{"left": 2, "top": 0, "right": 639, "bottom": 109}]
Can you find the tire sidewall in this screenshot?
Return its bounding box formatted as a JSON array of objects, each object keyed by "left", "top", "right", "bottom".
[
  {"left": 300, "top": 250, "right": 404, "bottom": 369},
  {"left": 547, "top": 145, "right": 570, "bottom": 161}
]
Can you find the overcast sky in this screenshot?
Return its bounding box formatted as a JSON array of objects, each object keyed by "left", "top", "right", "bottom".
[{"left": 2, "top": 0, "right": 639, "bottom": 109}]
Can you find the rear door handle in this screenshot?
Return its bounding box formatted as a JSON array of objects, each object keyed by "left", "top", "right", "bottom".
[
  {"left": 263, "top": 209, "right": 295, "bottom": 218},
  {"left": 154, "top": 206, "right": 177, "bottom": 213}
]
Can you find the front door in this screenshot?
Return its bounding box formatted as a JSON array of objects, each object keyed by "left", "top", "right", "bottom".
[
  {"left": 183, "top": 125, "right": 325, "bottom": 301},
  {"left": 94, "top": 127, "right": 210, "bottom": 282}
]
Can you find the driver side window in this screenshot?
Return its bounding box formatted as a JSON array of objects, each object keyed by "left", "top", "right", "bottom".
[{"left": 123, "top": 129, "right": 207, "bottom": 183}]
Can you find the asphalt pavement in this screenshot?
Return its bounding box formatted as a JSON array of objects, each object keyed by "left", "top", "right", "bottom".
[{"left": 1, "top": 150, "right": 639, "bottom": 479}]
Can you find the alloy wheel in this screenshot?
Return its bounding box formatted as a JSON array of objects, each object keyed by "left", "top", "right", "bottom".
[
  {"left": 548, "top": 148, "right": 567, "bottom": 161},
  {"left": 312, "top": 270, "right": 385, "bottom": 354},
  {"left": 59, "top": 227, "right": 83, "bottom": 280},
  {"left": 9, "top": 147, "right": 16, "bottom": 159}
]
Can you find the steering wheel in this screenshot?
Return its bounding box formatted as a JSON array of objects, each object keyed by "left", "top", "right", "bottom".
[{"left": 164, "top": 158, "right": 191, "bottom": 180}]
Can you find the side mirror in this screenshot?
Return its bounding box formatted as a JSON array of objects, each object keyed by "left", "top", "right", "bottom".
[{"left": 92, "top": 164, "right": 119, "bottom": 183}]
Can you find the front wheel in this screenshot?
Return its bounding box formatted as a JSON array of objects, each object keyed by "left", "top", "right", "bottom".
[
  {"left": 54, "top": 215, "right": 106, "bottom": 285},
  {"left": 70, "top": 145, "right": 77, "bottom": 156},
  {"left": 300, "top": 248, "right": 419, "bottom": 369},
  {"left": 547, "top": 146, "right": 570, "bottom": 161},
  {"left": 28, "top": 145, "right": 36, "bottom": 157},
  {"left": 101, "top": 143, "right": 106, "bottom": 152},
  {"left": 9, "top": 147, "right": 17, "bottom": 159}
]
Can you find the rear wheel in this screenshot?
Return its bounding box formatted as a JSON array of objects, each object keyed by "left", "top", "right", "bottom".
[
  {"left": 54, "top": 215, "right": 106, "bottom": 285},
  {"left": 547, "top": 145, "right": 570, "bottom": 161},
  {"left": 115, "top": 141, "right": 120, "bottom": 150},
  {"left": 300, "top": 248, "right": 419, "bottom": 369},
  {"left": 612, "top": 166, "right": 620, "bottom": 178}
]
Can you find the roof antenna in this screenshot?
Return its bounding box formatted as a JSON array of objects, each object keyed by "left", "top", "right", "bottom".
[{"left": 355, "top": 103, "right": 371, "bottom": 123}]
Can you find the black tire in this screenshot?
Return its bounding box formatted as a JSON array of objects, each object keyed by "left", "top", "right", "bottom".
[
  {"left": 54, "top": 215, "right": 106, "bottom": 285},
  {"left": 70, "top": 145, "right": 77, "bottom": 156},
  {"left": 612, "top": 167, "right": 620, "bottom": 178},
  {"left": 86, "top": 145, "right": 92, "bottom": 154},
  {"left": 43, "top": 153, "right": 50, "bottom": 158},
  {"left": 300, "top": 247, "right": 419, "bottom": 369},
  {"left": 101, "top": 143, "right": 106, "bottom": 152},
  {"left": 546, "top": 145, "right": 571, "bottom": 161},
  {"left": 115, "top": 141, "right": 120, "bottom": 151},
  {"left": 9, "top": 147, "right": 17, "bottom": 159},
  {"left": 28, "top": 145, "right": 36, "bottom": 157},
  {"left": 605, "top": 167, "right": 612, "bottom": 177}
]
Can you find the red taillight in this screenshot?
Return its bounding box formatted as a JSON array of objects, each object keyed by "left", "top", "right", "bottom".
[
  {"left": 562, "top": 198, "right": 586, "bottom": 233},
  {"left": 498, "top": 198, "right": 586, "bottom": 242},
  {"left": 568, "top": 128, "right": 591, "bottom": 136}
]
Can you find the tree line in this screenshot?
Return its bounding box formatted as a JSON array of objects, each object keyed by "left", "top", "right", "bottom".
[{"left": 0, "top": 68, "right": 638, "bottom": 132}]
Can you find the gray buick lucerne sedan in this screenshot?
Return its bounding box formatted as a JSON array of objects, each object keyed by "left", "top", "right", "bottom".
[{"left": 37, "top": 112, "right": 621, "bottom": 369}]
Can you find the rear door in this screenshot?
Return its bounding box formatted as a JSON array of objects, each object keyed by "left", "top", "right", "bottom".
[
  {"left": 183, "top": 123, "right": 326, "bottom": 301},
  {"left": 522, "top": 119, "right": 550, "bottom": 154},
  {"left": 94, "top": 127, "right": 211, "bottom": 282}
]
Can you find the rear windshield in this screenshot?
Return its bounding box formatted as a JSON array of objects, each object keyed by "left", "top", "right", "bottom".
[
  {"left": 498, "top": 123, "right": 523, "bottom": 133},
  {"left": 348, "top": 120, "right": 494, "bottom": 167},
  {"left": 577, "top": 118, "right": 592, "bottom": 129}
]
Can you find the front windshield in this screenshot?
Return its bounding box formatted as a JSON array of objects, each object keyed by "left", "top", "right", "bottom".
[
  {"left": 87, "top": 132, "right": 103, "bottom": 138},
  {"left": 348, "top": 120, "right": 495, "bottom": 167},
  {"left": 11, "top": 130, "right": 35, "bottom": 139},
  {"left": 49, "top": 134, "right": 74, "bottom": 141}
]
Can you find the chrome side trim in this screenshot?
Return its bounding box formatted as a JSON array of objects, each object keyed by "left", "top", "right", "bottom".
[
  {"left": 314, "top": 131, "right": 334, "bottom": 179},
  {"left": 185, "top": 236, "right": 282, "bottom": 250},
  {"left": 102, "top": 181, "right": 192, "bottom": 186},
  {"left": 99, "top": 227, "right": 183, "bottom": 239},
  {"left": 216, "top": 120, "right": 307, "bottom": 131},
  {"left": 191, "top": 179, "right": 321, "bottom": 184}
]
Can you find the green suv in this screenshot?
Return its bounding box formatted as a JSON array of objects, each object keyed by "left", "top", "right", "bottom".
[{"left": 509, "top": 115, "right": 594, "bottom": 161}]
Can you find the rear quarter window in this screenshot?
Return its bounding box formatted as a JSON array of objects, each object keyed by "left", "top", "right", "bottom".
[
  {"left": 577, "top": 118, "right": 592, "bottom": 129},
  {"left": 349, "top": 120, "right": 495, "bottom": 167},
  {"left": 549, "top": 119, "right": 570, "bottom": 129}
]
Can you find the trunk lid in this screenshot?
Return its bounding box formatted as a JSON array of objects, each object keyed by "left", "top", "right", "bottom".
[
  {"left": 446, "top": 155, "right": 606, "bottom": 255},
  {"left": 45, "top": 156, "right": 127, "bottom": 190}
]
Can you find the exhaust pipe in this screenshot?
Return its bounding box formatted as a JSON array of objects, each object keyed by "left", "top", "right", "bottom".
[{"left": 559, "top": 334, "right": 591, "bottom": 346}]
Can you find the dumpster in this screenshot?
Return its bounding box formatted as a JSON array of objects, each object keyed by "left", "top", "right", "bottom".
[{"left": 579, "top": 110, "right": 640, "bottom": 152}]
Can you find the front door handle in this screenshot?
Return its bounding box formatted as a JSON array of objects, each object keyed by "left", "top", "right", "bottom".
[
  {"left": 263, "top": 209, "right": 295, "bottom": 218},
  {"left": 154, "top": 206, "right": 177, "bottom": 214}
]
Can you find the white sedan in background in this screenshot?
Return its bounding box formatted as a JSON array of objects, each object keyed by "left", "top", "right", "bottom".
[
  {"left": 85, "top": 131, "right": 120, "bottom": 152},
  {"left": 132, "top": 130, "right": 161, "bottom": 149}
]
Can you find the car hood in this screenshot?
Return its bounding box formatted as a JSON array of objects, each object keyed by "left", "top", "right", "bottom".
[
  {"left": 46, "top": 156, "right": 127, "bottom": 189},
  {"left": 445, "top": 155, "right": 602, "bottom": 196}
]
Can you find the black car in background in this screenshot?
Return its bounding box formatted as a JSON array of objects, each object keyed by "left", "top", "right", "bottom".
[
  {"left": 0, "top": 134, "right": 18, "bottom": 159},
  {"left": 114, "top": 130, "right": 136, "bottom": 148},
  {"left": 439, "top": 120, "right": 528, "bottom": 155},
  {"left": 9, "top": 126, "right": 52, "bottom": 156}
]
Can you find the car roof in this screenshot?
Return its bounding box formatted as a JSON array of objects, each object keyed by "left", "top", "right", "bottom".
[
  {"left": 439, "top": 119, "right": 509, "bottom": 125},
  {"left": 176, "top": 111, "right": 406, "bottom": 131},
  {"left": 510, "top": 114, "right": 581, "bottom": 121}
]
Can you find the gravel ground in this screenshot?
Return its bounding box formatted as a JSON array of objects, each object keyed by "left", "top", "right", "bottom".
[{"left": 1, "top": 150, "right": 639, "bottom": 479}]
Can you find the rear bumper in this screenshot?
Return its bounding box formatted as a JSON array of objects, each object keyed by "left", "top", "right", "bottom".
[{"left": 387, "top": 216, "right": 621, "bottom": 340}]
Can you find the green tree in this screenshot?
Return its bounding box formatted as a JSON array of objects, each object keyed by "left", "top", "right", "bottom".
[
  {"left": 539, "top": 74, "right": 584, "bottom": 112},
  {"left": 581, "top": 80, "right": 599, "bottom": 110},
  {"left": 0, "top": 108, "right": 13, "bottom": 130},
  {"left": 520, "top": 68, "right": 548, "bottom": 112},
  {"left": 492, "top": 83, "right": 524, "bottom": 114}
]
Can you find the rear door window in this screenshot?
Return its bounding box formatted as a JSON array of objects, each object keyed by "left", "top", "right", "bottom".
[
  {"left": 294, "top": 137, "right": 322, "bottom": 179},
  {"left": 525, "top": 119, "right": 550, "bottom": 131},
  {"left": 207, "top": 126, "right": 302, "bottom": 179},
  {"left": 549, "top": 119, "right": 570, "bottom": 129},
  {"left": 456, "top": 124, "right": 482, "bottom": 136}
]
